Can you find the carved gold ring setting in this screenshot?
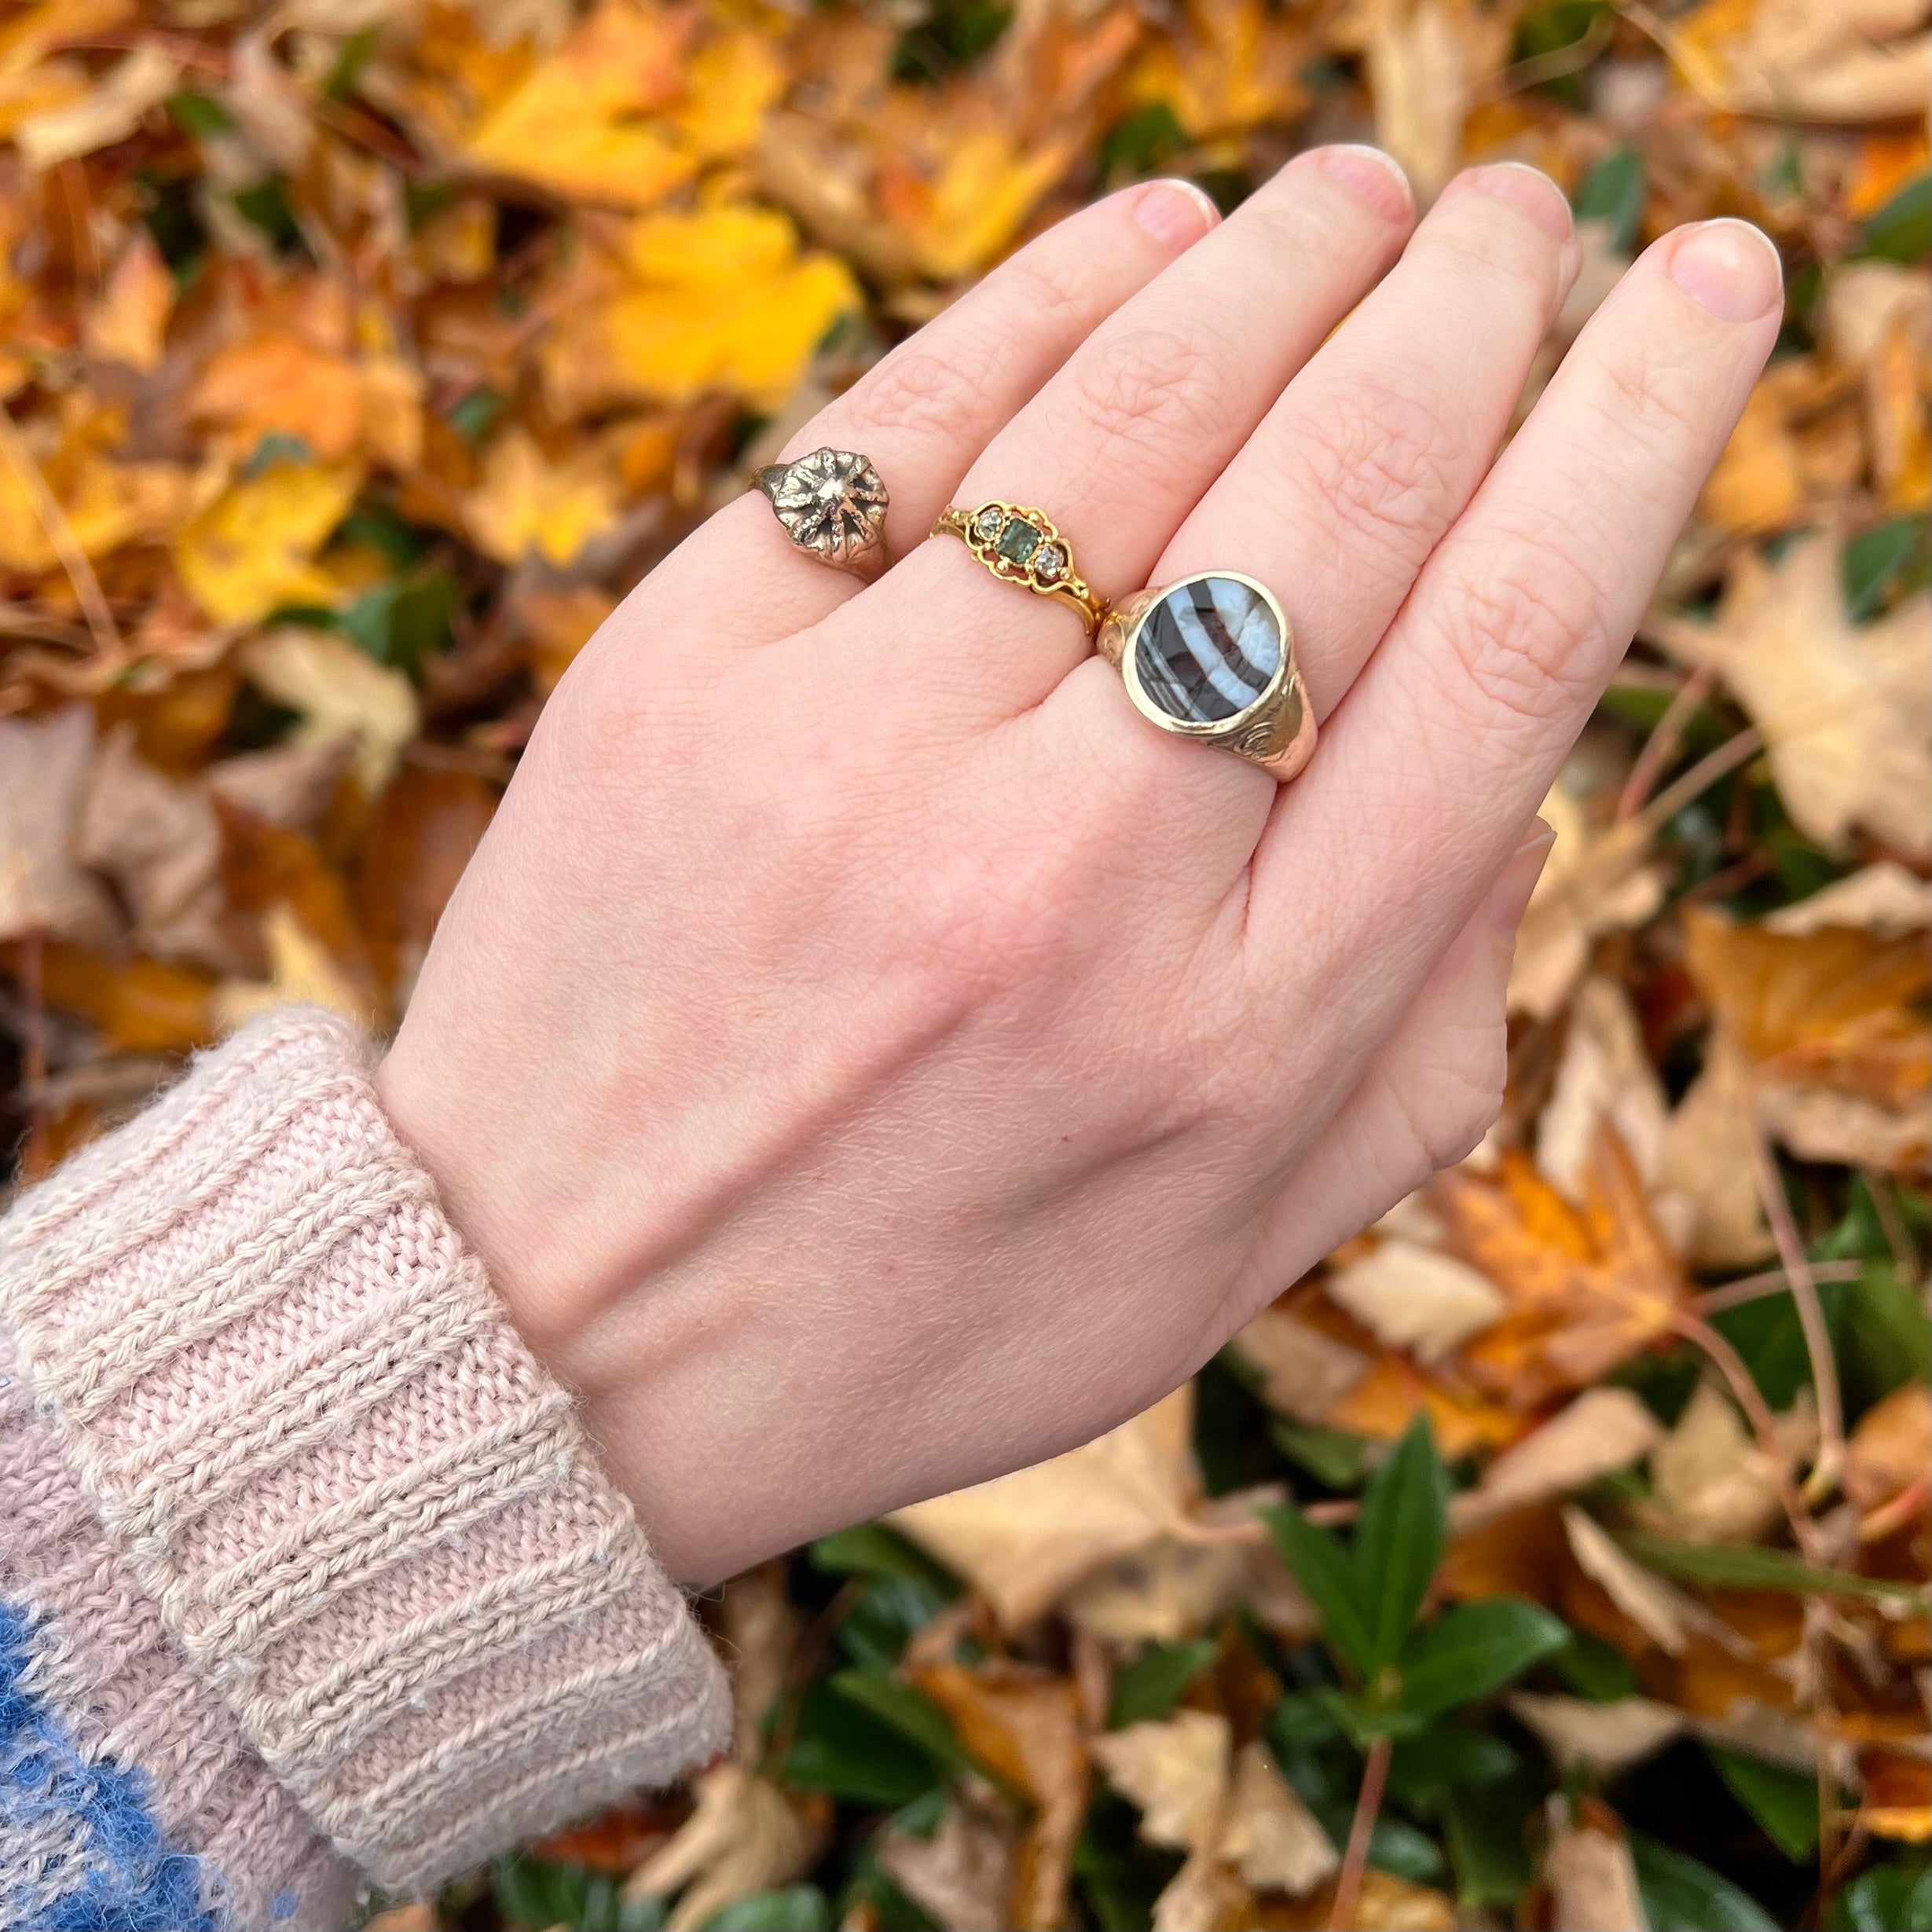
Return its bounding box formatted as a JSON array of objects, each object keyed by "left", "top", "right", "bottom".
[
  {"left": 756, "top": 448, "right": 889, "bottom": 581},
  {"left": 1098, "top": 572, "right": 1316, "bottom": 781},
  {"left": 931, "top": 502, "right": 1106, "bottom": 637}
]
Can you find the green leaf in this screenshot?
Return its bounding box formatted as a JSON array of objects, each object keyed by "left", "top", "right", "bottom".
[
  {"left": 1366, "top": 1815, "right": 1447, "bottom": 1885},
  {"left": 1709, "top": 1746, "right": 1820, "bottom": 1861},
  {"left": 324, "top": 24, "right": 379, "bottom": 100},
  {"left": 1843, "top": 516, "right": 1931, "bottom": 621},
  {"left": 890, "top": 0, "right": 1013, "bottom": 82},
  {"left": 1397, "top": 1598, "right": 1569, "bottom": 1718},
  {"left": 1075, "top": 1792, "right": 1185, "bottom": 1932},
  {"left": 1574, "top": 146, "right": 1645, "bottom": 250},
  {"left": 232, "top": 176, "right": 302, "bottom": 255},
  {"left": 339, "top": 571, "right": 457, "bottom": 676},
  {"left": 446, "top": 387, "right": 505, "bottom": 445},
  {"left": 1553, "top": 1630, "right": 1642, "bottom": 1703},
  {"left": 701, "top": 1886, "right": 831, "bottom": 1931},
  {"left": 1355, "top": 1414, "right": 1450, "bottom": 1675},
  {"left": 1109, "top": 1639, "right": 1217, "bottom": 1729},
  {"left": 1839, "top": 1260, "right": 1932, "bottom": 1410},
  {"left": 779, "top": 1678, "right": 943, "bottom": 1807},
  {"left": 1445, "top": 1780, "right": 1536, "bottom": 1912},
  {"left": 811, "top": 1523, "right": 959, "bottom": 1595},
  {"left": 167, "top": 90, "right": 235, "bottom": 137},
  {"left": 837, "top": 1575, "right": 949, "bottom": 1669},
  {"left": 1621, "top": 1532, "right": 1928, "bottom": 1604},
  {"left": 1829, "top": 1855, "right": 1932, "bottom": 1932},
  {"left": 1632, "top": 1834, "right": 1780, "bottom": 1932},
  {"left": 828, "top": 1667, "right": 970, "bottom": 1773},
  {"left": 1859, "top": 172, "right": 1932, "bottom": 263},
  {"left": 1260, "top": 1504, "right": 1377, "bottom": 1681},
  {"left": 1097, "top": 102, "right": 1188, "bottom": 182},
  {"left": 1266, "top": 1688, "right": 1344, "bottom": 1759},
  {"left": 1387, "top": 1721, "right": 1520, "bottom": 1817},
  {"left": 1271, "top": 1418, "right": 1369, "bottom": 1490}
]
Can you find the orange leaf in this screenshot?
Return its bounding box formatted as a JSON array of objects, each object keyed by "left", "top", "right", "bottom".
[{"left": 1439, "top": 1135, "right": 1691, "bottom": 1410}]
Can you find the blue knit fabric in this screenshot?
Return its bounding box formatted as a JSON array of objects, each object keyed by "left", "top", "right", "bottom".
[{"left": 0, "top": 1600, "right": 220, "bottom": 1932}]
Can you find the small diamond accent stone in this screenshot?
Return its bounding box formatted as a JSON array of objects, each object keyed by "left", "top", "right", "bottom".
[
  {"left": 973, "top": 507, "right": 1005, "bottom": 540},
  {"left": 1033, "top": 542, "right": 1066, "bottom": 582},
  {"left": 997, "top": 519, "right": 1042, "bottom": 566}
]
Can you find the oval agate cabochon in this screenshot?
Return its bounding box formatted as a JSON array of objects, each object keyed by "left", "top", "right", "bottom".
[{"left": 1132, "top": 575, "right": 1283, "bottom": 724}]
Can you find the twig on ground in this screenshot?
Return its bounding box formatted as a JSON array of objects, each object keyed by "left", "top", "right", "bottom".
[{"left": 1328, "top": 1734, "right": 1391, "bottom": 1932}]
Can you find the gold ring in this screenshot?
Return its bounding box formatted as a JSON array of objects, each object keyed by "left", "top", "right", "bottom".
[
  {"left": 1098, "top": 572, "right": 1316, "bottom": 781},
  {"left": 932, "top": 502, "right": 1106, "bottom": 636},
  {"left": 756, "top": 448, "right": 889, "bottom": 581}
]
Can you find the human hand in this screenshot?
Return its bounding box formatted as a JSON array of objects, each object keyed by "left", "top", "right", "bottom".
[{"left": 377, "top": 149, "right": 1780, "bottom": 1583}]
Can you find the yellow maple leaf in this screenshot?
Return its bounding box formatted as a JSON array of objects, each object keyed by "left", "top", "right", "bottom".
[
  {"left": 171, "top": 460, "right": 363, "bottom": 623},
  {"left": 464, "top": 0, "right": 695, "bottom": 209},
  {"left": 188, "top": 334, "right": 369, "bottom": 464},
  {"left": 540, "top": 205, "right": 861, "bottom": 416},
  {"left": 0, "top": 434, "right": 190, "bottom": 574},
  {"left": 463, "top": 427, "right": 621, "bottom": 567}
]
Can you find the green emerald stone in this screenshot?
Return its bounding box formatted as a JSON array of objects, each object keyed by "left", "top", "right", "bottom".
[{"left": 996, "top": 519, "right": 1042, "bottom": 566}]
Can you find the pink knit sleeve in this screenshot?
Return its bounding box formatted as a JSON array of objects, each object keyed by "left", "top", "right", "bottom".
[{"left": 0, "top": 1007, "right": 731, "bottom": 1926}]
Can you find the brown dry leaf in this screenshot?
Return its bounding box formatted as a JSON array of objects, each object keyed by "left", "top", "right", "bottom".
[
  {"left": 875, "top": 1795, "right": 1016, "bottom": 1932},
  {"left": 1153, "top": 1851, "right": 1258, "bottom": 1932},
  {"left": 1670, "top": 0, "right": 1932, "bottom": 122},
  {"left": 1844, "top": 1384, "right": 1932, "bottom": 1521},
  {"left": 1659, "top": 1031, "right": 1776, "bottom": 1271},
  {"left": 1358, "top": 0, "right": 1512, "bottom": 200},
  {"left": 1510, "top": 774, "right": 1667, "bottom": 1021},
  {"left": 362, "top": 1907, "right": 438, "bottom": 1932},
  {"left": 909, "top": 1663, "right": 1089, "bottom": 1932},
  {"left": 1684, "top": 904, "right": 1931, "bottom": 1169},
  {"left": 717, "top": 1562, "right": 799, "bottom": 1761},
  {"left": 238, "top": 629, "right": 419, "bottom": 798},
  {"left": 206, "top": 735, "right": 355, "bottom": 834},
  {"left": 1221, "top": 1741, "right": 1338, "bottom": 1897},
  {"left": 1537, "top": 977, "right": 1671, "bottom": 1210},
  {"left": 622, "top": 1763, "right": 825, "bottom": 1932},
  {"left": 16, "top": 42, "right": 178, "bottom": 167},
  {"left": 1542, "top": 1796, "right": 1648, "bottom": 1932},
  {"left": 512, "top": 582, "right": 618, "bottom": 696},
  {"left": 1061, "top": 1487, "right": 1315, "bottom": 1647},
  {"left": 84, "top": 230, "right": 174, "bottom": 372},
  {"left": 78, "top": 725, "right": 231, "bottom": 971},
  {"left": 1654, "top": 529, "right": 1931, "bottom": 860},
  {"left": 1700, "top": 377, "right": 1807, "bottom": 534},
  {"left": 1322, "top": 1237, "right": 1505, "bottom": 1364},
  {"left": 1766, "top": 862, "right": 1931, "bottom": 938},
  {"left": 1640, "top": 1380, "right": 1817, "bottom": 1546},
  {"left": 1270, "top": 1868, "right": 1457, "bottom": 1930},
  {"left": 892, "top": 1388, "right": 1196, "bottom": 1630},
  {"left": 1509, "top": 1693, "right": 1686, "bottom": 1776},
  {"left": 1562, "top": 1505, "right": 1710, "bottom": 1657},
  {"left": 1230, "top": 1302, "right": 1370, "bottom": 1424},
  {"left": 1439, "top": 1134, "right": 1692, "bottom": 1409},
  {"left": 0, "top": 706, "right": 115, "bottom": 945},
  {"left": 1091, "top": 1708, "right": 1230, "bottom": 1853},
  {"left": 1455, "top": 1388, "right": 1664, "bottom": 1528},
  {"left": 212, "top": 900, "right": 376, "bottom": 1032}
]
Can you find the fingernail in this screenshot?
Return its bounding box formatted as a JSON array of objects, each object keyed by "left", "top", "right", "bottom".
[
  {"left": 1490, "top": 819, "right": 1556, "bottom": 936},
  {"left": 1450, "top": 161, "right": 1574, "bottom": 240},
  {"left": 1309, "top": 144, "right": 1413, "bottom": 224},
  {"left": 1666, "top": 218, "right": 1784, "bottom": 323},
  {"left": 1132, "top": 178, "right": 1221, "bottom": 250}
]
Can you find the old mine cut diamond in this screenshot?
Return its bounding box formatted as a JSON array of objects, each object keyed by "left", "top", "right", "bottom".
[
  {"left": 974, "top": 506, "right": 1005, "bottom": 541},
  {"left": 1134, "top": 575, "right": 1282, "bottom": 724},
  {"left": 996, "top": 518, "right": 1042, "bottom": 567},
  {"left": 1033, "top": 542, "right": 1066, "bottom": 582}
]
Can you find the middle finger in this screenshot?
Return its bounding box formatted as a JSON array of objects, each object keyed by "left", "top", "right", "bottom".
[{"left": 841, "top": 145, "right": 1417, "bottom": 724}]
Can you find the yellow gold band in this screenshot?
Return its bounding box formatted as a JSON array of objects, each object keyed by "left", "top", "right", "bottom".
[{"left": 932, "top": 503, "right": 1106, "bottom": 637}]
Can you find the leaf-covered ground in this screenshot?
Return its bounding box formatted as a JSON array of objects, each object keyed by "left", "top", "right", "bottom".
[{"left": 0, "top": 1, "right": 1927, "bottom": 1928}]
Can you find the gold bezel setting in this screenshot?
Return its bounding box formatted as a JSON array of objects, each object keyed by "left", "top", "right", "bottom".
[{"left": 1098, "top": 571, "right": 1318, "bottom": 780}]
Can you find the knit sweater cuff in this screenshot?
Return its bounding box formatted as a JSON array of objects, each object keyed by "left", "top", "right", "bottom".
[{"left": 0, "top": 1008, "right": 731, "bottom": 1894}]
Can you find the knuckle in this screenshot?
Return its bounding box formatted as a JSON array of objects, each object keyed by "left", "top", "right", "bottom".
[
  {"left": 1425, "top": 527, "right": 1608, "bottom": 732},
  {"left": 1427, "top": 196, "right": 1563, "bottom": 293},
  {"left": 1292, "top": 377, "right": 1463, "bottom": 555},
  {"left": 1576, "top": 337, "right": 1707, "bottom": 457},
  {"left": 852, "top": 343, "right": 986, "bottom": 445},
  {"left": 1061, "top": 323, "right": 1229, "bottom": 460}
]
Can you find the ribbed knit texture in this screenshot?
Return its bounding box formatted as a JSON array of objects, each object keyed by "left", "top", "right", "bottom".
[{"left": 0, "top": 1007, "right": 731, "bottom": 1906}]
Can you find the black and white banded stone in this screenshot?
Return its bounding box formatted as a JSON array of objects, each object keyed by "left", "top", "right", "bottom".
[{"left": 1132, "top": 575, "right": 1281, "bottom": 723}]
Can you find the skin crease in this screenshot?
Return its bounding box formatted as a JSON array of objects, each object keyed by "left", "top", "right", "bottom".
[{"left": 377, "top": 149, "right": 1783, "bottom": 1585}]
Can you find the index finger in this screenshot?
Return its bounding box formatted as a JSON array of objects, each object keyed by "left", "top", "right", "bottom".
[{"left": 1248, "top": 218, "right": 1782, "bottom": 996}]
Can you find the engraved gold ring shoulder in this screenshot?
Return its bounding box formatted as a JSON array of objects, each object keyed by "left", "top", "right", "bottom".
[{"left": 932, "top": 502, "right": 1106, "bottom": 637}]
